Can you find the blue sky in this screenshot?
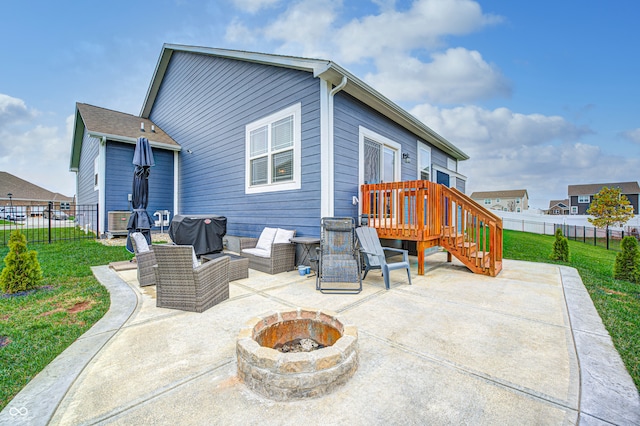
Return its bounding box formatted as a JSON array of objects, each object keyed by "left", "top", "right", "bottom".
[{"left": 1, "top": 0, "right": 639, "bottom": 209}]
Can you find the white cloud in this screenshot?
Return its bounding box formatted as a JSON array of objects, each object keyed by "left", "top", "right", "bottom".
[
  {"left": 366, "top": 48, "right": 511, "bottom": 103},
  {"left": 262, "top": 0, "right": 339, "bottom": 58},
  {"left": 410, "top": 103, "right": 639, "bottom": 204},
  {"left": 620, "top": 128, "right": 640, "bottom": 144},
  {"left": 335, "top": 0, "right": 502, "bottom": 62},
  {"left": 230, "top": 0, "right": 281, "bottom": 14},
  {"left": 411, "top": 103, "right": 590, "bottom": 149},
  {"left": 0, "top": 94, "right": 36, "bottom": 128},
  {"left": 0, "top": 96, "right": 74, "bottom": 196},
  {"left": 225, "top": 18, "right": 257, "bottom": 44}
]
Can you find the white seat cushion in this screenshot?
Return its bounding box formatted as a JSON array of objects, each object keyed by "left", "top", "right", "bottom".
[
  {"left": 132, "top": 232, "right": 150, "bottom": 253},
  {"left": 273, "top": 228, "right": 295, "bottom": 244},
  {"left": 255, "top": 227, "right": 277, "bottom": 255},
  {"left": 192, "top": 247, "right": 199, "bottom": 269},
  {"left": 242, "top": 247, "right": 271, "bottom": 258}
]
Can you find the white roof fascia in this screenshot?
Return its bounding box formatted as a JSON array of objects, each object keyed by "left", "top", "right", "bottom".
[{"left": 86, "top": 131, "right": 181, "bottom": 152}]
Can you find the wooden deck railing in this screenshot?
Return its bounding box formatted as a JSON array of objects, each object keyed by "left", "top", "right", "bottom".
[
  {"left": 439, "top": 185, "right": 503, "bottom": 276},
  {"left": 360, "top": 180, "right": 503, "bottom": 276}
]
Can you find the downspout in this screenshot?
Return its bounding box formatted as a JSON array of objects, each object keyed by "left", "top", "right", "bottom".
[
  {"left": 326, "top": 76, "right": 347, "bottom": 217},
  {"left": 173, "top": 151, "right": 179, "bottom": 217},
  {"left": 98, "top": 136, "right": 107, "bottom": 238}
]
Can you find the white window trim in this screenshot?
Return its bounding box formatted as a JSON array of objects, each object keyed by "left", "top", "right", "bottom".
[
  {"left": 571, "top": 206, "right": 578, "bottom": 214},
  {"left": 578, "top": 195, "right": 590, "bottom": 203},
  {"left": 245, "top": 103, "right": 302, "bottom": 194},
  {"left": 417, "top": 141, "right": 432, "bottom": 181},
  {"left": 358, "top": 126, "right": 401, "bottom": 187}
]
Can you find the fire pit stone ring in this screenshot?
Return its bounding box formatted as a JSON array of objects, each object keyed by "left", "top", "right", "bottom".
[{"left": 236, "top": 308, "right": 358, "bottom": 400}]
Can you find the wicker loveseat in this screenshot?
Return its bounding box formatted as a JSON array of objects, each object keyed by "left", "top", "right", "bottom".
[
  {"left": 152, "top": 244, "right": 230, "bottom": 313},
  {"left": 239, "top": 227, "right": 296, "bottom": 275}
]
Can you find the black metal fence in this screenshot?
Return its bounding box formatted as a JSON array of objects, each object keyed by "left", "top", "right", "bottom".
[
  {"left": 502, "top": 217, "right": 632, "bottom": 252},
  {"left": 0, "top": 203, "right": 99, "bottom": 246}
]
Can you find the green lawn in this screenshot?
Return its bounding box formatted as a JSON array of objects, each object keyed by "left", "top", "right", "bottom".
[
  {"left": 0, "top": 225, "right": 91, "bottom": 246},
  {"left": 504, "top": 229, "right": 639, "bottom": 391},
  {"left": 0, "top": 239, "right": 133, "bottom": 410}
]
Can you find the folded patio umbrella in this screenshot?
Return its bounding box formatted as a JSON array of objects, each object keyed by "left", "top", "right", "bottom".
[{"left": 126, "top": 137, "right": 155, "bottom": 253}]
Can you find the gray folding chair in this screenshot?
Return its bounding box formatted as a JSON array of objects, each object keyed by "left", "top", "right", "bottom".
[
  {"left": 356, "top": 226, "right": 412, "bottom": 290},
  {"left": 315, "top": 217, "right": 362, "bottom": 294}
]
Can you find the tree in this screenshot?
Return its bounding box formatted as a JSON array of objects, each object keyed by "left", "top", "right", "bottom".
[
  {"left": 614, "top": 236, "right": 640, "bottom": 283},
  {"left": 550, "top": 227, "right": 569, "bottom": 262},
  {"left": 0, "top": 230, "right": 43, "bottom": 294},
  {"left": 587, "top": 186, "right": 635, "bottom": 229}
]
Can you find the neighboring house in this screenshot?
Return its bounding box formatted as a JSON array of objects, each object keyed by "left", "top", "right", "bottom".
[
  {"left": 546, "top": 199, "right": 570, "bottom": 215},
  {"left": 568, "top": 182, "right": 640, "bottom": 215},
  {"left": 470, "top": 189, "right": 529, "bottom": 212},
  {"left": 70, "top": 44, "right": 468, "bottom": 238},
  {"left": 0, "top": 171, "right": 74, "bottom": 215}
]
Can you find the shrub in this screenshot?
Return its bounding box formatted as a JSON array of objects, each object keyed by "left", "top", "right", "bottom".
[
  {"left": 0, "top": 230, "right": 43, "bottom": 294},
  {"left": 614, "top": 236, "right": 640, "bottom": 283},
  {"left": 550, "top": 227, "right": 569, "bottom": 262}
]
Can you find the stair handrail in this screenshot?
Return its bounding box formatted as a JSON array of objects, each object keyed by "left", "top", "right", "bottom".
[{"left": 440, "top": 185, "right": 503, "bottom": 275}]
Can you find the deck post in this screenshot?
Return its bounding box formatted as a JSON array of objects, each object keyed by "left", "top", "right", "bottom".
[{"left": 417, "top": 241, "right": 426, "bottom": 275}]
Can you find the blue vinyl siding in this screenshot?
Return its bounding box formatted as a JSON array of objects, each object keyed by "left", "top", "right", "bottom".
[
  {"left": 149, "top": 52, "right": 321, "bottom": 237},
  {"left": 333, "top": 92, "right": 453, "bottom": 218},
  {"left": 76, "top": 130, "right": 99, "bottom": 232},
  {"left": 104, "top": 141, "right": 174, "bottom": 232},
  {"left": 76, "top": 130, "right": 99, "bottom": 205},
  {"left": 432, "top": 150, "right": 448, "bottom": 169}
]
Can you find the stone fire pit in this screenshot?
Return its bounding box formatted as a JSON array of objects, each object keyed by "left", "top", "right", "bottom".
[{"left": 236, "top": 308, "right": 358, "bottom": 400}]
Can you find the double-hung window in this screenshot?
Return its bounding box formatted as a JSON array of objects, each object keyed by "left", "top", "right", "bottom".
[
  {"left": 578, "top": 195, "right": 590, "bottom": 203},
  {"left": 245, "top": 104, "right": 301, "bottom": 194}
]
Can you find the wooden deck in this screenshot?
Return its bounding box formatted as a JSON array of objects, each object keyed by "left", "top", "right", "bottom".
[{"left": 361, "top": 180, "right": 503, "bottom": 276}]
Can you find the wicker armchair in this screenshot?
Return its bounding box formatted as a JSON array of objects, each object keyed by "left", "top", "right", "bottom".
[
  {"left": 239, "top": 227, "right": 296, "bottom": 274},
  {"left": 130, "top": 232, "right": 156, "bottom": 287},
  {"left": 152, "top": 244, "right": 230, "bottom": 313}
]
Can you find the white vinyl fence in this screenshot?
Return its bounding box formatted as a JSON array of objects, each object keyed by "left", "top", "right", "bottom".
[{"left": 496, "top": 211, "right": 640, "bottom": 251}]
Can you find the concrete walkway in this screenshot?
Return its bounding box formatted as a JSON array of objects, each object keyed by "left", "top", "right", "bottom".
[{"left": 2, "top": 252, "right": 639, "bottom": 425}]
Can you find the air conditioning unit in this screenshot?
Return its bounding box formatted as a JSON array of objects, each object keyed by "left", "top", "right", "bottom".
[{"left": 108, "top": 211, "right": 130, "bottom": 236}]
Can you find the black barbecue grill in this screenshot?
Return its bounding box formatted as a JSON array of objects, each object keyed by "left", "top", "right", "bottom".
[{"left": 168, "top": 214, "right": 227, "bottom": 256}]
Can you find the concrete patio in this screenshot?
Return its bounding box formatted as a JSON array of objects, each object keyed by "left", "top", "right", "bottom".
[{"left": 2, "top": 252, "right": 639, "bottom": 425}]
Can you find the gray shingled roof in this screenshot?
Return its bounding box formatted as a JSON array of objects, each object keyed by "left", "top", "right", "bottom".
[
  {"left": 470, "top": 189, "right": 528, "bottom": 199},
  {"left": 548, "top": 199, "right": 569, "bottom": 208},
  {"left": 568, "top": 182, "right": 640, "bottom": 196},
  {"left": 76, "top": 103, "right": 179, "bottom": 147},
  {"left": 0, "top": 171, "right": 73, "bottom": 202}
]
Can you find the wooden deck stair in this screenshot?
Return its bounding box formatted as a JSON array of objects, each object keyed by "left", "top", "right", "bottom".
[{"left": 361, "top": 180, "right": 503, "bottom": 277}]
